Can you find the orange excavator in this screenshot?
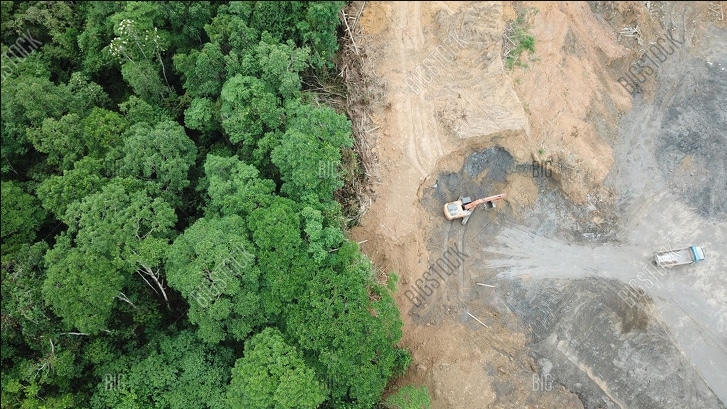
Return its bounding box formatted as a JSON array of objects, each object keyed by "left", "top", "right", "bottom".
[{"left": 443, "top": 193, "right": 506, "bottom": 225}]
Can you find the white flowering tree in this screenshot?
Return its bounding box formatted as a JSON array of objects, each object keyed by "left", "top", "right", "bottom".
[{"left": 108, "top": 18, "right": 171, "bottom": 103}]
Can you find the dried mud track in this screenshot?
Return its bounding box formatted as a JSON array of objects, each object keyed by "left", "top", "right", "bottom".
[{"left": 392, "top": 1, "right": 445, "bottom": 180}]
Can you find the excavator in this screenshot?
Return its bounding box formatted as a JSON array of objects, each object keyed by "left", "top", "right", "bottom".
[{"left": 443, "top": 193, "right": 506, "bottom": 225}]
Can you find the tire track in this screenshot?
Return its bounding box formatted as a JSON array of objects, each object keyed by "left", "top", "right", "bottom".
[{"left": 395, "top": 1, "right": 444, "bottom": 179}]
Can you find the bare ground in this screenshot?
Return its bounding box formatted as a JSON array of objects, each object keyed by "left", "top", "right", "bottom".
[{"left": 344, "top": 1, "right": 727, "bottom": 408}]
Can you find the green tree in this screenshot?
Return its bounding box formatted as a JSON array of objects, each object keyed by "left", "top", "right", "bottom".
[
  {"left": 247, "top": 196, "right": 316, "bottom": 316},
  {"left": 220, "top": 74, "right": 282, "bottom": 164},
  {"left": 10, "top": 76, "right": 70, "bottom": 126},
  {"left": 203, "top": 154, "right": 276, "bottom": 218},
  {"left": 90, "top": 330, "right": 233, "bottom": 409},
  {"left": 1, "top": 1, "right": 81, "bottom": 82},
  {"left": 77, "top": 1, "right": 124, "bottom": 76},
  {"left": 36, "top": 157, "right": 107, "bottom": 220},
  {"left": 0, "top": 181, "right": 46, "bottom": 258},
  {"left": 1, "top": 239, "right": 82, "bottom": 409},
  {"left": 26, "top": 113, "right": 84, "bottom": 170},
  {"left": 1, "top": 242, "right": 51, "bottom": 353},
  {"left": 244, "top": 35, "right": 309, "bottom": 100},
  {"left": 82, "top": 107, "right": 128, "bottom": 159},
  {"left": 271, "top": 101, "right": 353, "bottom": 203},
  {"left": 227, "top": 327, "right": 326, "bottom": 409},
  {"left": 184, "top": 97, "right": 218, "bottom": 132},
  {"left": 300, "top": 206, "right": 345, "bottom": 264},
  {"left": 14, "top": 73, "right": 111, "bottom": 171},
  {"left": 166, "top": 215, "right": 263, "bottom": 344},
  {"left": 248, "top": 2, "right": 306, "bottom": 45},
  {"left": 120, "top": 120, "right": 197, "bottom": 195},
  {"left": 204, "top": 3, "right": 258, "bottom": 54},
  {"left": 65, "top": 72, "right": 112, "bottom": 116},
  {"left": 297, "top": 2, "right": 344, "bottom": 70},
  {"left": 119, "top": 59, "right": 171, "bottom": 104},
  {"left": 42, "top": 179, "right": 176, "bottom": 334},
  {"left": 118, "top": 95, "right": 171, "bottom": 126},
  {"left": 173, "top": 41, "right": 226, "bottom": 98},
  {"left": 287, "top": 240, "right": 403, "bottom": 407},
  {"left": 43, "top": 234, "right": 122, "bottom": 335},
  {"left": 158, "top": 1, "right": 216, "bottom": 55},
  {"left": 107, "top": 4, "right": 172, "bottom": 104}
]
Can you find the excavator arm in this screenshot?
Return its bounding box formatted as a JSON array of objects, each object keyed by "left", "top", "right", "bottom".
[{"left": 463, "top": 193, "right": 506, "bottom": 210}]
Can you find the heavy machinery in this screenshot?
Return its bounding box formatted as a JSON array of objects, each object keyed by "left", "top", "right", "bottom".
[
  {"left": 653, "top": 246, "right": 706, "bottom": 267},
  {"left": 443, "top": 193, "right": 506, "bottom": 225}
]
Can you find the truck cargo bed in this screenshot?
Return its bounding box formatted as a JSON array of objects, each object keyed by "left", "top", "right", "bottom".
[{"left": 653, "top": 246, "right": 705, "bottom": 267}]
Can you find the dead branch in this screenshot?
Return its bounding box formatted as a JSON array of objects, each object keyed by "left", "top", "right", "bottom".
[
  {"left": 340, "top": 9, "right": 359, "bottom": 56},
  {"left": 138, "top": 264, "right": 171, "bottom": 310},
  {"left": 467, "top": 311, "right": 490, "bottom": 328},
  {"left": 116, "top": 292, "right": 137, "bottom": 309},
  {"left": 352, "top": 1, "right": 366, "bottom": 32}
]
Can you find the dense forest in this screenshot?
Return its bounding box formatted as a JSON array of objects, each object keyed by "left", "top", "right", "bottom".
[{"left": 1, "top": 2, "right": 417, "bottom": 408}]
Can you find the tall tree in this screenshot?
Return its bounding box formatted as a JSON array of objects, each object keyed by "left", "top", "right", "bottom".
[
  {"left": 239, "top": 35, "right": 309, "bottom": 101},
  {"left": 166, "top": 214, "right": 264, "bottom": 344},
  {"left": 158, "top": 1, "right": 216, "bottom": 55},
  {"left": 26, "top": 113, "right": 85, "bottom": 171},
  {"left": 42, "top": 179, "right": 176, "bottom": 334},
  {"left": 173, "top": 41, "right": 226, "bottom": 99},
  {"left": 220, "top": 74, "right": 282, "bottom": 165},
  {"left": 1, "top": 181, "right": 46, "bottom": 258},
  {"left": 1, "top": 241, "right": 81, "bottom": 409},
  {"left": 286, "top": 240, "right": 403, "bottom": 407},
  {"left": 120, "top": 120, "right": 197, "bottom": 199},
  {"left": 19, "top": 73, "right": 111, "bottom": 171},
  {"left": 203, "top": 3, "right": 258, "bottom": 54},
  {"left": 1, "top": 0, "right": 81, "bottom": 82},
  {"left": 35, "top": 157, "right": 106, "bottom": 220},
  {"left": 107, "top": 3, "right": 172, "bottom": 104},
  {"left": 183, "top": 97, "right": 218, "bottom": 133},
  {"left": 246, "top": 196, "right": 318, "bottom": 316},
  {"left": 297, "top": 1, "right": 345, "bottom": 70},
  {"left": 90, "top": 330, "right": 233, "bottom": 409},
  {"left": 81, "top": 107, "right": 128, "bottom": 159},
  {"left": 227, "top": 327, "right": 326, "bottom": 409},
  {"left": 202, "top": 154, "right": 276, "bottom": 218},
  {"left": 76, "top": 1, "right": 124, "bottom": 77},
  {"left": 271, "top": 101, "right": 353, "bottom": 203}
]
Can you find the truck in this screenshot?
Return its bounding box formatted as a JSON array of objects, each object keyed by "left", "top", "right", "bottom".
[
  {"left": 443, "top": 193, "right": 506, "bottom": 225},
  {"left": 652, "top": 246, "right": 706, "bottom": 268}
]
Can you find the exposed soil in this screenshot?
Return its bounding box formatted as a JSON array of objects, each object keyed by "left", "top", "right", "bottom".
[{"left": 344, "top": 1, "right": 727, "bottom": 408}]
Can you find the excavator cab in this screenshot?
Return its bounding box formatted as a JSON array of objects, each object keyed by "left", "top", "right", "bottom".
[{"left": 460, "top": 197, "right": 472, "bottom": 209}]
